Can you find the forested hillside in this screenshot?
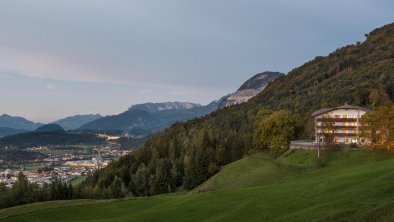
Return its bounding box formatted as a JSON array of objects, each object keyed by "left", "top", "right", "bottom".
[
  {"left": 79, "top": 23, "right": 394, "bottom": 198},
  {"left": 252, "top": 23, "right": 394, "bottom": 112}
]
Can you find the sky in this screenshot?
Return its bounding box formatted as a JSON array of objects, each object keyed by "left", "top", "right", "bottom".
[{"left": 0, "top": 0, "right": 393, "bottom": 123}]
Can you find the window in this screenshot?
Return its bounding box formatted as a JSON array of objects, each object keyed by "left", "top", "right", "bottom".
[
  {"left": 335, "top": 138, "right": 340, "bottom": 143},
  {"left": 344, "top": 138, "right": 349, "bottom": 143},
  {"left": 351, "top": 139, "right": 357, "bottom": 143},
  {"left": 343, "top": 115, "right": 348, "bottom": 118},
  {"left": 335, "top": 115, "right": 340, "bottom": 118}
]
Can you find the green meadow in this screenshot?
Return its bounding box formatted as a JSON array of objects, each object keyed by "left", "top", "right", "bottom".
[{"left": 1, "top": 149, "right": 394, "bottom": 222}]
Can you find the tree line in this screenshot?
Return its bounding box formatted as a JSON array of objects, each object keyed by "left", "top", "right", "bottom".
[{"left": 0, "top": 172, "right": 75, "bottom": 209}]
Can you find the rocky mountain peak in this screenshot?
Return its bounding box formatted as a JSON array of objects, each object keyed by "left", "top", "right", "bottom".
[{"left": 219, "top": 71, "right": 284, "bottom": 109}]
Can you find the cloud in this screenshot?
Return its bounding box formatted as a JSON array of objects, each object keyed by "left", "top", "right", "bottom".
[{"left": 45, "top": 84, "right": 56, "bottom": 91}]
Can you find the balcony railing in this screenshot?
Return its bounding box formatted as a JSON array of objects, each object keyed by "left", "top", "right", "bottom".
[
  {"left": 316, "top": 118, "right": 357, "bottom": 122},
  {"left": 317, "top": 125, "right": 357, "bottom": 129},
  {"left": 317, "top": 133, "right": 358, "bottom": 137}
]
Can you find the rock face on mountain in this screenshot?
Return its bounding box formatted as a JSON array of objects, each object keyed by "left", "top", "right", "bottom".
[
  {"left": 219, "top": 72, "right": 284, "bottom": 108},
  {"left": 129, "top": 102, "right": 201, "bottom": 113},
  {"left": 0, "top": 114, "right": 43, "bottom": 131},
  {"left": 52, "top": 114, "right": 102, "bottom": 130}
]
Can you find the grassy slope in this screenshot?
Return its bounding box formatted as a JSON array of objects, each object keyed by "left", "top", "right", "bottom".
[
  {"left": 2, "top": 150, "right": 394, "bottom": 222},
  {"left": 69, "top": 176, "right": 87, "bottom": 186}
]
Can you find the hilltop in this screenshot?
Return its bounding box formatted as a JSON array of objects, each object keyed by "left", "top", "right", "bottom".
[{"left": 35, "top": 124, "right": 64, "bottom": 133}]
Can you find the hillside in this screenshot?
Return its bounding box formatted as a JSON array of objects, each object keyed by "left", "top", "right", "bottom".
[
  {"left": 35, "top": 124, "right": 64, "bottom": 132},
  {"left": 81, "top": 23, "right": 394, "bottom": 198},
  {"left": 0, "top": 131, "right": 106, "bottom": 148},
  {"left": 0, "top": 127, "right": 27, "bottom": 137},
  {"left": 219, "top": 72, "right": 284, "bottom": 108},
  {"left": 252, "top": 23, "right": 394, "bottom": 114},
  {"left": 52, "top": 114, "right": 102, "bottom": 130},
  {"left": 0, "top": 149, "right": 46, "bottom": 162},
  {"left": 2, "top": 150, "right": 394, "bottom": 221}
]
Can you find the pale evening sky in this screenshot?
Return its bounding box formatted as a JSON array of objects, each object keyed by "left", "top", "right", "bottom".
[{"left": 0, "top": 0, "right": 393, "bottom": 122}]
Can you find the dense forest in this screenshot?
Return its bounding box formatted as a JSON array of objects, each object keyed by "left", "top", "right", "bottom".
[{"left": 76, "top": 23, "right": 394, "bottom": 198}]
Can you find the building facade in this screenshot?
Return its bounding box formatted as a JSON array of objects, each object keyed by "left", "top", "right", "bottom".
[{"left": 312, "top": 103, "right": 372, "bottom": 145}]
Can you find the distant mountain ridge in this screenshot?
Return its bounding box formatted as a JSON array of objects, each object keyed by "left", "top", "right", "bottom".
[
  {"left": 219, "top": 72, "right": 284, "bottom": 108},
  {"left": 78, "top": 72, "right": 279, "bottom": 135},
  {"left": 129, "top": 102, "right": 201, "bottom": 113},
  {"left": 0, "top": 114, "right": 43, "bottom": 131},
  {"left": 79, "top": 109, "right": 155, "bottom": 132},
  {"left": 0, "top": 73, "right": 280, "bottom": 138},
  {"left": 52, "top": 114, "right": 102, "bottom": 130},
  {"left": 79, "top": 101, "right": 219, "bottom": 135}
]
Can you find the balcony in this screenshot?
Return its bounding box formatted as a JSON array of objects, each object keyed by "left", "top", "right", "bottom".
[
  {"left": 316, "top": 118, "right": 357, "bottom": 122},
  {"left": 317, "top": 132, "right": 358, "bottom": 137},
  {"left": 317, "top": 125, "right": 357, "bottom": 130}
]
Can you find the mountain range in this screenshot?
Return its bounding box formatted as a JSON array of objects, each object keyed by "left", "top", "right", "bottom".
[
  {"left": 0, "top": 114, "right": 103, "bottom": 137},
  {"left": 0, "top": 71, "right": 281, "bottom": 139},
  {"left": 78, "top": 72, "right": 281, "bottom": 135},
  {"left": 0, "top": 114, "right": 43, "bottom": 131},
  {"left": 129, "top": 102, "right": 201, "bottom": 113},
  {"left": 78, "top": 100, "right": 221, "bottom": 135}
]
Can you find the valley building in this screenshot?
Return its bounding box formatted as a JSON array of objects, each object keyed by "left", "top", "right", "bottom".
[{"left": 312, "top": 103, "right": 372, "bottom": 145}]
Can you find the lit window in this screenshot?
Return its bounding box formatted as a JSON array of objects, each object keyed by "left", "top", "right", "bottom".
[
  {"left": 335, "top": 115, "right": 340, "bottom": 118},
  {"left": 344, "top": 139, "right": 349, "bottom": 143},
  {"left": 343, "top": 115, "right": 348, "bottom": 118}
]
